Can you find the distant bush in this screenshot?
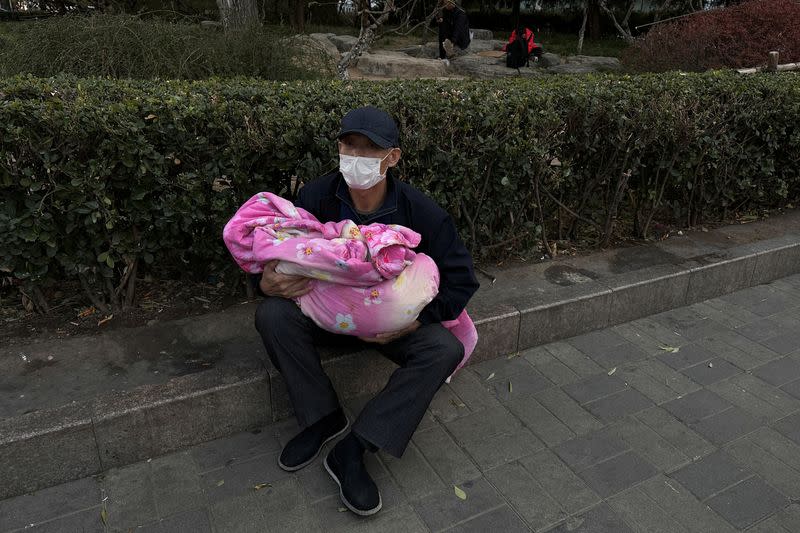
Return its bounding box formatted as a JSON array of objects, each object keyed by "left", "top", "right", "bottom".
[
  {"left": 623, "top": 0, "right": 800, "bottom": 72},
  {"left": 0, "top": 14, "right": 331, "bottom": 80}
]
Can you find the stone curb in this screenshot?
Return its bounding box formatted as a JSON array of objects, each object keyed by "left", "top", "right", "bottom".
[{"left": 2, "top": 232, "right": 799, "bottom": 500}]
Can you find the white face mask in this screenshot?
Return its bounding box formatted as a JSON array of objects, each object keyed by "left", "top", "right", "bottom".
[{"left": 339, "top": 153, "right": 390, "bottom": 190}]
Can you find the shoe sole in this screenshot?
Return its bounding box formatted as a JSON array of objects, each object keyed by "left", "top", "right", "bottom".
[
  {"left": 323, "top": 455, "right": 382, "bottom": 516},
  {"left": 277, "top": 419, "right": 350, "bottom": 472}
]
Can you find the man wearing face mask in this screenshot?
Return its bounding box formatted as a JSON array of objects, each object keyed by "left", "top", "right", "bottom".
[{"left": 251, "top": 106, "right": 479, "bottom": 516}]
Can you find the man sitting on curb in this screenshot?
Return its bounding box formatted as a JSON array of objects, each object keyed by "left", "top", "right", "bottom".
[
  {"left": 252, "top": 106, "right": 479, "bottom": 515},
  {"left": 436, "top": 0, "right": 471, "bottom": 63}
]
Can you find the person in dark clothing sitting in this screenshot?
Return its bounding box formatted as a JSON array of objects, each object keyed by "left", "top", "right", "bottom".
[
  {"left": 436, "top": 0, "right": 471, "bottom": 60},
  {"left": 251, "top": 106, "right": 479, "bottom": 516}
]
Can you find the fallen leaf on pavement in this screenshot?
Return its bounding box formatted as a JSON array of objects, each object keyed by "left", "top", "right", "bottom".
[
  {"left": 454, "top": 485, "right": 467, "bottom": 500},
  {"left": 659, "top": 345, "right": 680, "bottom": 353},
  {"left": 78, "top": 306, "right": 96, "bottom": 318},
  {"left": 608, "top": 367, "right": 617, "bottom": 375},
  {"left": 253, "top": 483, "right": 271, "bottom": 490},
  {"left": 486, "top": 373, "right": 495, "bottom": 381},
  {"left": 216, "top": 480, "right": 225, "bottom": 487}
]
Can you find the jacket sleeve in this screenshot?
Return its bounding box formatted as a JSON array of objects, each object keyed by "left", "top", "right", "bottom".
[{"left": 417, "top": 213, "right": 480, "bottom": 325}]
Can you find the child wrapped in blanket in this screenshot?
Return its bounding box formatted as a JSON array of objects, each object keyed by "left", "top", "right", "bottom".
[{"left": 223, "top": 191, "right": 477, "bottom": 368}]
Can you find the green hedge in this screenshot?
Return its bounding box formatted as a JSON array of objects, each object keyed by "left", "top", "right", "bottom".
[{"left": 1, "top": 73, "right": 799, "bottom": 309}]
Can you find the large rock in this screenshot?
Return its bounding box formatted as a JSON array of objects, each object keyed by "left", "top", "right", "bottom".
[
  {"left": 398, "top": 43, "right": 440, "bottom": 59},
  {"left": 545, "top": 64, "right": 599, "bottom": 75},
  {"left": 471, "top": 28, "right": 493, "bottom": 40},
  {"left": 306, "top": 33, "right": 342, "bottom": 62},
  {"left": 467, "top": 39, "right": 506, "bottom": 53},
  {"left": 539, "top": 52, "right": 561, "bottom": 68},
  {"left": 354, "top": 51, "right": 449, "bottom": 79},
  {"left": 562, "top": 55, "right": 621, "bottom": 72},
  {"left": 328, "top": 34, "right": 359, "bottom": 53},
  {"left": 450, "top": 54, "right": 543, "bottom": 79}
]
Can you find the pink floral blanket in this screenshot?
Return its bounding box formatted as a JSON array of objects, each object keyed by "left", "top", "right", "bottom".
[{"left": 223, "top": 192, "right": 477, "bottom": 373}]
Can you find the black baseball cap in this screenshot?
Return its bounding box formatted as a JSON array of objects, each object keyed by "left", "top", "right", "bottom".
[{"left": 338, "top": 106, "right": 400, "bottom": 149}]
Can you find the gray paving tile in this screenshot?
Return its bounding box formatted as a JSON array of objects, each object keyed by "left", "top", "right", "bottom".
[
  {"left": 532, "top": 387, "right": 604, "bottom": 436},
  {"left": 562, "top": 374, "right": 627, "bottom": 405},
  {"left": 635, "top": 407, "right": 714, "bottom": 461},
  {"left": 445, "top": 505, "right": 530, "bottom": 533},
  {"left": 680, "top": 357, "right": 742, "bottom": 385},
  {"left": 576, "top": 451, "right": 657, "bottom": 498},
  {"left": 617, "top": 360, "right": 700, "bottom": 405},
  {"left": 326, "top": 503, "right": 428, "bottom": 533},
  {"left": 663, "top": 389, "right": 732, "bottom": 424},
  {"left": 694, "top": 299, "right": 760, "bottom": 329},
  {"left": 709, "top": 375, "right": 800, "bottom": 422},
  {"left": 413, "top": 425, "right": 481, "bottom": 485},
  {"left": 690, "top": 406, "right": 763, "bottom": 445},
  {"left": 612, "top": 322, "right": 672, "bottom": 355},
  {"left": 200, "top": 452, "right": 291, "bottom": 503},
  {"left": 657, "top": 343, "right": 717, "bottom": 370},
  {"left": 523, "top": 346, "right": 581, "bottom": 386},
  {"left": 736, "top": 316, "right": 800, "bottom": 342},
  {"left": 472, "top": 357, "right": 553, "bottom": 402},
  {"left": 651, "top": 307, "right": 728, "bottom": 340},
  {"left": 150, "top": 452, "right": 204, "bottom": 518},
  {"left": 583, "top": 388, "right": 654, "bottom": 423},
  {"left": 607, "top": 417, "right": 689, "bottom": 472},
  {"left": 429, "top": 385, "right": 473, "bottom": 423},
  {"left": 445, "top": 407, "right": 545, "bottom": 470},
  {"left": 518, "top": 449, "right": 601, "bottom": 516},
  {"left": 0, "top": 477, "right": 100, "bottom": 532},
  {"left": 669, "top": 450, "right": 751, "bottom": 500},
  {"left": 506, "top": 394, "right": 576, "bottom": 447},
  {"left": 542, "top": 342, "right": 603, "bottom": 378},
  {"left": 567, "top": 329, "right": 628, "bottom": 355},
  {"left": 707, "top": 476, "right": 789, "bottom": 529},
  {"left": 380, "top": 442, "right": 444, "bottom": 500},
  {"left": 581, "top": 341, "right": 650, "bottom": 370},
  {"left": 138, "top": 508, "right": 213, "bottom": 533},
  {"left": 189, "top": 428, "right": 281, "bottom": 472},
  {"left": 485, "top": 462, "right": 564, "bottom": 531},
  {"left": 100, "top": 461, "right": 157, "bottom": 530},
  {"left": 552, "top": 428, "right": 629, "bottom": 472},
  {"left": 782, "top": 379, "right": 800, "bottom": 400},
  {"left": 761, "top": 331, "right": 800, "bottom": 355},
  {"left": 753, "top": 357, "right": 800, "bottom": 387},
  {"left": 744, "top": 427, "right": 800, "bottom": 472},
  {"left": 639, "top": 475, "right": 736, "bottom": 533},
  {"left": 209, "top": 476, "right": 318, "bottom": 533},
  {"left": 727, "top": 436, "right": 800, "bottom": 499},
  {"left": 23, "top": 508, "right": 105, "bottom": 533},
  {"left": 608, "top": 486, "right": 690, "bottom": 533},
  {"left": 544, "top": 503, "right": 634, "bottom": 533},
  {"left": 447, "top": 370, "right": 503, "bottom": 413},
  {"left": 411, "top": 477, "right": 503, "bottom": 532},
  {"left": 773, "top": 503, "right": 800, "bottom": 533},
  {"left": 773, "top": 412, "right": 800, "bottom": 446},
  {"left": 699, "top": 331, "right": 782, "bottom": 370}
]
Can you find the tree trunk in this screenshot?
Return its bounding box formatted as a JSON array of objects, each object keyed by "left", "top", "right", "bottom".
[
  {"left": 577, "top": 1, "right": 588, "bottom": 53},
  {"left": 587, "top": 0, "right": 602, "bottom": 39},
  {"left": 511, "top": 0, "right": 520, "bottom": 25},
  {"left": 217, "top": 0, "right": 260, "bottom": 29},
  {"left": 290, "top": 0, "right": 305, "bottom": 31}
]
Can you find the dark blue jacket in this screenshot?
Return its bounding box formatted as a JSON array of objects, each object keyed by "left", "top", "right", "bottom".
[{"left": 252, "top": 171, "right": 479, "bottom": 325}]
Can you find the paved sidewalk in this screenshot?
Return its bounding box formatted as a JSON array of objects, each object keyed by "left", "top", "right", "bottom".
[{"left": 3, "top": 275, "right": 800, "bottom": 533}]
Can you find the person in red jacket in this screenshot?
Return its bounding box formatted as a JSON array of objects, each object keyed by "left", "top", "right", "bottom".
[{"left": 502, "top": 25, "right": 543, "bottom": 66}]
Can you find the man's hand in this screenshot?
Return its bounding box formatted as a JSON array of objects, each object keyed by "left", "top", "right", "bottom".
[
  {"left": 259, "top": 260, "right": 312, "bottom": 299},
  {"left": 359, "top": 320, "right": 421, "bottom": 345}
]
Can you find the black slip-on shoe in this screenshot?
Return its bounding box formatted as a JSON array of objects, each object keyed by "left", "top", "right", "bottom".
[
  {"left": 323, "top": 447, "right": 382, "bottom": 516},
  {"left": 278, "top": 415, "right": 349, "bottom": 472}
]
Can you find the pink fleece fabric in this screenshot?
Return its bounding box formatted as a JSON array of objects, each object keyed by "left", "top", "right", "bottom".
[{"left": 223, "top": 192, "right": 477, "bottom": 373}]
